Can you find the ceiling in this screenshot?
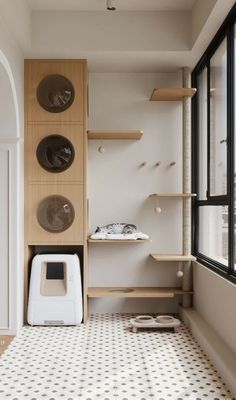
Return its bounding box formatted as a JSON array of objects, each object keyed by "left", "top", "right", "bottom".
[
  {"left": 4, "top": 0, "right": 234, "bottom": 73},
  {"left": 27, "top": 0, "right": 197, "bottom": 12}
]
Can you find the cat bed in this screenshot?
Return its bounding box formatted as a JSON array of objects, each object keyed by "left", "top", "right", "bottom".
[
  {"left": 89, "top": 232, "right": 149, "bottom": 240},
  {"left": 89, "top": 223, "right": 149, "bottom": 241}
]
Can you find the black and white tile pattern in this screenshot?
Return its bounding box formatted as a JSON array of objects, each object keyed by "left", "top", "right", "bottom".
[{"left": 0, "top": 314, "right": 234, "bottom": 399}]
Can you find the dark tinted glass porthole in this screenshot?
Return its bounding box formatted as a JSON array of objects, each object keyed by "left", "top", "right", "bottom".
[
  {"left": 37, "top": 195, "right": 75, "bottom": 233},
  {"left": 37, "top": 74, "right": 75, "bottom": 113},
  {"left": 36, "top": 135, "right": 75, "bottom": 173}
]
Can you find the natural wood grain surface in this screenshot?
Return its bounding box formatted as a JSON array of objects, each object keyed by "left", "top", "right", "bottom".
[
  {"left": 25, "top": 183, "right": 84, "bottom": 244},
  {"left": 149, "top": 193, "right": 197, "bottom": 198},
  {"left": 0, "top": 336, "right": 14, "bottom": 356},
  {"left": 150, "top": 254, "right": 196, "bottom": 262},
  {"left": 87, "top": 287, "right": 193, "bottom": 298},
  {"left": 24, "top": 60, "right": 88, "bottom": 322},
  {"left": 82, "top": 71, "right": 88, "bottom": 321},
  {"left": 25, "top": 60, "right": 86, "bottom": 124},
  {"left": 150, "top": 88, "right": 197, "bottom": 101},
  {"left": 25, "top": 124, "right": 84, "bottom": 184}
]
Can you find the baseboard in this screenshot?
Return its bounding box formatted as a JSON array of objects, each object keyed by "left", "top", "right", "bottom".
[
  {"left": 0, "top": 329, "right": 17, "bottom": 336},
  {"left": 180, "top": 307, "right": 236, "bottom": 398}
]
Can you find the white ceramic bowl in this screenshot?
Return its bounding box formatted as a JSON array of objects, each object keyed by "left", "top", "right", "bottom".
[
  {"left": 156, "top": 315, "right": 174, "bottom": 324},
  {"left": 135, "top": 315, "right": 154, "bottom": 324}
]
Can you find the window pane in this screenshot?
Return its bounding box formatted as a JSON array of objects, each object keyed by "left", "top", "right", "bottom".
[
  {"left": 198, "top": 206, "right": 228, "bottom": 266},
  {"left": 197, "top": 68, "right": 208, "bottom": 199},
  {"left": 210, "top": 38, "right": 227, "bottom": 196}
]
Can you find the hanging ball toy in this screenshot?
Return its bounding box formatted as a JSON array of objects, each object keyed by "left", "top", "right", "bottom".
[
  {"left": 155, "top": 200, "right": 161, "bottom": 214},
  {"left": 177, "top": 270, "right": 184, "bottom": 278},
  {"left": 98, "top": 145, "right": 105, "bottom": 153}
]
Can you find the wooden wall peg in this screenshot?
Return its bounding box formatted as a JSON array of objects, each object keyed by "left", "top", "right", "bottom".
[{"left": 139, "top": 161, "right": 147, "bottom": 168}]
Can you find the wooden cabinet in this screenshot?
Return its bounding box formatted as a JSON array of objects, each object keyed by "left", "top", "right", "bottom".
[
  {"left": 25, "top": 60, "right": 87, "bottom": 246},
  {"left": 24, "top": 59, "right": 88, "bottom": 321}
]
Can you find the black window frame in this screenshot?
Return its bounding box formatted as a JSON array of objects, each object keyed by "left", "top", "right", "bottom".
[{"left": 192, "top": 4, "right": 236, "bottom": 284}]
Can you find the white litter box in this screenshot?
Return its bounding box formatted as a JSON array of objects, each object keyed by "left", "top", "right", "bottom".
[{"left": 28, "top": 253, "right": 83, "bottom": 326}]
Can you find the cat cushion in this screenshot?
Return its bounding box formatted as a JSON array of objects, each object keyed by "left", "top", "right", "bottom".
[
  {"left": 90, "top": 232, "right": 149, "bottom": 241},
  {"left": 90, "top": 223, "right": 149, "bottom": 240},
  {"left": 95, "top": 223, "right": 138, "bottom": 235}
]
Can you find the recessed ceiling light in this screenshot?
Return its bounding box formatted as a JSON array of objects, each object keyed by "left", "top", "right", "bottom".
[{"left": 106, "top": 0, "right": 116, "bottom": 11}]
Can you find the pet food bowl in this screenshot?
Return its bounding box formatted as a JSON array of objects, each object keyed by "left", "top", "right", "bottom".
[
  {"left": 130, "top": 315, "right": 181, "bottom": 333},
  {"left": 156, "top": 315, "right": 174, "bottom": 324},
  {"left": 135, "top": 315, "right": 154, "bottom": 324}
]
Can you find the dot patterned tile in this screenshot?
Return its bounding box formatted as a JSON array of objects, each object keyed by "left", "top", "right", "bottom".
[{"left": 0, "top": 314, "right": 234, "bottom": 400}]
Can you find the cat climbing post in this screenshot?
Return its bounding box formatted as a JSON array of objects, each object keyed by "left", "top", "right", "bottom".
[{"left": 182, "top": 67, "right": 193, "bottom": 308}]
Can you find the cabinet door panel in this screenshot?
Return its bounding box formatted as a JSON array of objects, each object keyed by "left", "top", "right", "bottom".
[
  {"left": 25, "top": 125, "right": 84, "bottom": 184},
  {"left": 26, "top": 184, "right": 84, "bottom": 244},
  {"left": 25, "top": 60, "right": 86, "bottom": 124}
]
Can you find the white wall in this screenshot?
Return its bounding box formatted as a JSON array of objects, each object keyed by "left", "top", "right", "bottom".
[
  {"left": 0, "top": 15, "right": 24, "bottom": 334},
  {"left": 192, "top": 0, "right": 217, "bottom": 44},
  {"left": 31, "top": 11, "right": 191, "bottom": 55},
  {"left": 193, "top": 261, "right": 236, "bottom": 354},
  {"left": 0, "top": 149, "right": 10, "bottom": 329},
  {"left": 191, "top": 0, "right": 235, "bottom": 68},
  {"left": 0, "top": 0, "right": 31, "bottom": 50},
  {"left": 25, "top": 1, "right": 236, "bottom": 73},
  {"left": 0, "top": 64, "right": 17, "bottom": 138},
  {"left": 0, "top": 9, "right": 25, "bottom": 139},
  {"left": 88, "top": 72, "right": 185, "bottom": 313}
]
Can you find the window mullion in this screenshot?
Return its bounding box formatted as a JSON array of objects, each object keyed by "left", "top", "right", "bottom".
[
  {"left": 196, "top": 196, "right": 228, "bottom": 207},
  {"left": 207, "top": 62, "right": 210, "bottom": 200},
  {"left": 227, "top": 25, "right": 234, "bottom": 275}
]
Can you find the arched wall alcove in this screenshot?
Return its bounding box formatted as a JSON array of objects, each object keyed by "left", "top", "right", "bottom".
[
  {"left": 0, "top": 48, "right": 22, "bottom": 335},
  {"left": 0, "top": 49, "right": 20, "bottom": 138}
]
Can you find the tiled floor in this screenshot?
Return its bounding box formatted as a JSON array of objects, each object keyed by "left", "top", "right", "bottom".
[{"left": 0, "top": 314, "right": 234, "bottom": 400}]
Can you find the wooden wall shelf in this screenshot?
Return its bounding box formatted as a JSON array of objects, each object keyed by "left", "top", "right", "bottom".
[
  {"left": 88, "top": 238, "right": 149, "bottom": 243},
  {"left": 87, "top": 130, "right": 143, "bottom": 140},
  {"left": 88, "top": 287, "right": 193, "bottom": 298},
  {"left": 150, "top": 88, "right": 197, "bottom": 101},
  {"left": 150, "top": 254, "right": 196, "bottom": 262},
  {"left": 149, "top": 193, "right": 197, "bottom": 198}
]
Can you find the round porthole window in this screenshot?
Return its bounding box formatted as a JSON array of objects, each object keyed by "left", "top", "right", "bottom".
[
  {"left": 36, "top": 135, "right": 75, "bottom": 173},
  {"left": 37, "top": 195, "right": 75, "bottom": 233},
  {"left": 36, "top": 74, "right": 75, "bottom": 113}
]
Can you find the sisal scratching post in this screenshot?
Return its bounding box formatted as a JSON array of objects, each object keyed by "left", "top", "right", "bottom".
[{"left": 182, "top": 67, "right": 192, "bottom": 308}]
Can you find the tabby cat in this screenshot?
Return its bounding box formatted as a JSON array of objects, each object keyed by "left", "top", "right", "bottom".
[{"left": 95, "top": 223, "right": 137, "bottom": 235}]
